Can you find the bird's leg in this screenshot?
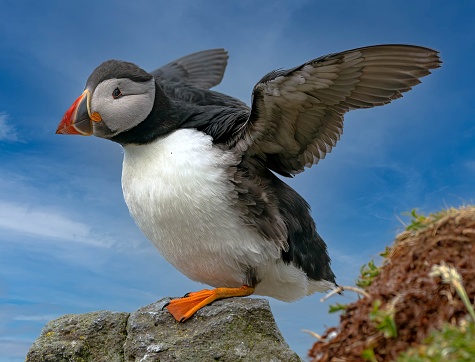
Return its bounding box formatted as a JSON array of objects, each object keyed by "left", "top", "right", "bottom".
[{"left": 165, "top": 285, "right": 255, "bottom": 322}]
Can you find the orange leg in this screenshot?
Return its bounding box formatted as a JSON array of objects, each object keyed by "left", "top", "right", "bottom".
[{"left": 165, "top": 285, "right": 255, "bottom": 322}]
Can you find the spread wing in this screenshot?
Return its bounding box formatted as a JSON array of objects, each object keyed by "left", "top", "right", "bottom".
[
  {"left": 234, "top": 45, "right": 441, "bottom": 176},
  {"left": 150, "top": 48, "right": 229, "bottom": 89}
]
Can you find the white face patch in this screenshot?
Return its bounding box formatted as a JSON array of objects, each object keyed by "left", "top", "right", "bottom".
[{"left": 90, "top": 78, "right": 155, "bottom": 137}]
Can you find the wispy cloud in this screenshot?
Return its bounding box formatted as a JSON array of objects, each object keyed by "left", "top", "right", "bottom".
[
  {"left": 465, "top": 160, "right": 475, "bottom": 174},
  {"left": 0, "top": 162, "right": 148, "bottom": 254},
  {"left": 14, "top": 314, "right": 59, "bottom": 322},
  {"left": 0, "top": 200, "right": 123, "bottom": 248},
  {"left": 0, "top": 200, "right": 90, "bottom": 240},
  {"left": 0, "top": 112, "right": 19, "bottom": 142}
]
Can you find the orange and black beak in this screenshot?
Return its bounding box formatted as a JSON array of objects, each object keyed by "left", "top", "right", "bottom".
[{"left": 56, "top": 90, "right": 101, "bottom": 136}]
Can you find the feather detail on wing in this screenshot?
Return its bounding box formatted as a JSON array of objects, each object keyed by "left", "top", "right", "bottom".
[
  {"left": 150, "top": 49, "right": 229, "bottom": 89},
  {"left": 234, "top": 45, "right": 441, "bottom": 176}
]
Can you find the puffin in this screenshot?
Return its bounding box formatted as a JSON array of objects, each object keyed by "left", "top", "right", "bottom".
[{"left": 56, "top": 45, "right": 440, "bottom": 322}]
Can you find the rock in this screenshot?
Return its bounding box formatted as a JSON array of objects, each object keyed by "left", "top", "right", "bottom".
[
  {"left": 26, "top": 310, "right": 129, "bottom": 362},
  {"left": 26, "top": 297, "right": 301, "bottom": 362}
]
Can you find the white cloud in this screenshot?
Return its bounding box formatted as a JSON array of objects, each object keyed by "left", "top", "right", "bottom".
[
  {"left": 0, "top": 200, "right": 88, "bottom": 240},
  {"left": 466, "top": 160, "right": 475, "bottom": 174},
  {"left": 14, "top": 314, "right": 59, "bottom": 322},
  {"left": 0, "top": 112, "right": 19, "bottom": 142},
  {"left": 0, "top": 200, "right": 116, "bottom": 248}
]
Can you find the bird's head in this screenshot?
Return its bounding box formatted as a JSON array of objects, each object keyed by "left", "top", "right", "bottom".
[{"left": 56, "top": 60, "right": 156, "bottom": 139}]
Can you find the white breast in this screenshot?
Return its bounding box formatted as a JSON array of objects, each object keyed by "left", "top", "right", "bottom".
[{"left": 121, "top": 129, "right": 281, "bottom": 288}]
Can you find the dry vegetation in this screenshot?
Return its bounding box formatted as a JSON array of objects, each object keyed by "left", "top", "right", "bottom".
[{"left": 309, "top": 206, "right": 475, "bottom": 361}]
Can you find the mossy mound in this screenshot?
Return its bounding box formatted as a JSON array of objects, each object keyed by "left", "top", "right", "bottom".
[{"left": 309, "top": 206, "right": 475, "bottom": 361}]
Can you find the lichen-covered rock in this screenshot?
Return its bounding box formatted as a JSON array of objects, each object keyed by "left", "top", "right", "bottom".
[
  {"left": 125, "top": 297, "right": 301, "bottom": 361},
  {"left": 26, "top": 297, "right": 301, "bottom": 362},
  {"left": 26, "top": 310, "right": 129, "bottom": 362}
]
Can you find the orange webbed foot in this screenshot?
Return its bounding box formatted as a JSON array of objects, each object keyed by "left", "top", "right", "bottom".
[{"left": 165, "top": 285, "right": 255, "bottom": 322}]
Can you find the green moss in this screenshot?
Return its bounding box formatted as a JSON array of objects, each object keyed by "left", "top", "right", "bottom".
[
  {"left": 362, "top": 347, "right": 378, "bottom": 362},
  {"left": 369, "top": 299, "right": 398, "bottom": 339},
  {"left": 356, "top": 259, "right": 381, "bottom": 288},
  {"left": 328, "top": 303, "right": 348, "bottom": 314},
  {"left": 403, "top": 208, "right": 458, "bottom": 233}
]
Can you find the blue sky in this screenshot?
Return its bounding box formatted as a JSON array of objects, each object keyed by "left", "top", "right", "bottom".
[{"left": 1, "top": 1, "right": 474, "bottom": 360}]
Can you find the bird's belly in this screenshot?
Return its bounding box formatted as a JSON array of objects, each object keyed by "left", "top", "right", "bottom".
[{"left": 121, "top": 129, "right": 280, "bottom": 288}]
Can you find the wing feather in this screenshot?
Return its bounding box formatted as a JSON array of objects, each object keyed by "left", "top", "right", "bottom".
[
  {"left": 234, "top": 44, "right": 441, "bottom": 176},
  {"left": 150, "top": 49, "right": 228, "bottom": 89}
]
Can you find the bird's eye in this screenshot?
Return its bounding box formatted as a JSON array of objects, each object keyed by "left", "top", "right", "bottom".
[{"left": 112, "top": 88, "right": 122, "bottom": 99}]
